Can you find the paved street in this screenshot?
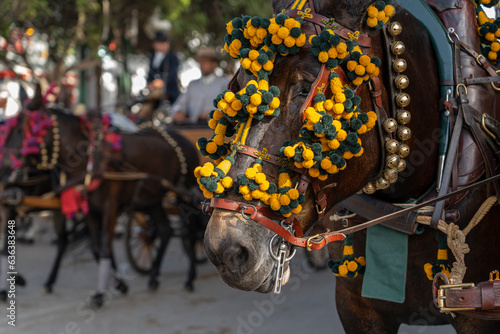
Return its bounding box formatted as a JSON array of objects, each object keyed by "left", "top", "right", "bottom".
[{"left": 0, "top": 224, "right": 455, "bottom": 334}]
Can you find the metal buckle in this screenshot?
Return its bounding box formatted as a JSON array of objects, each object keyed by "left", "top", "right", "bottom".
[
  {"left": 476, "top": 54, "right": 486, "bottom": 66},
  {"left": 316, "top": 204, "right": 326, "bottom": 215},
  {"left": 306, "top": 233, "right": 326, "bottom": 251},
  {"left": 456, "top": 83, "right": 467, "bottom": 97},
  {"left": 490, "top": 270, "right": 500, "bottom": 281},
  {"left": 201, "top": 199, "right": 212, "bottom": 215},
  {"left": 437, "top": 283, "right": 476, "bottom": 312},
  {"left": 240, "top": 204, "right": 257, "bottom": 221},
  {"left": 269, "top": 233, "right": 296, "bottom": 294},
  {"left": 491, "top": 70, "right": 500, "bottom": 92}
]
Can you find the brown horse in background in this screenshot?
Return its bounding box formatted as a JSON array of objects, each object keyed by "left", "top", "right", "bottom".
[
  {"left": 1, "top": 89, "right": 203, "bottom": 308},
  {"left": 203, "top": 0, "right": 500, "bottom": 332}
]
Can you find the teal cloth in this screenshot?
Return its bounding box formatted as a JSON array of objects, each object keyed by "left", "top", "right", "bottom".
[{"left": 361, "top": 224, "right": 408, "bottom": 303}]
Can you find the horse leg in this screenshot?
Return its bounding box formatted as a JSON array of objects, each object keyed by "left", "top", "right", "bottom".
[
  {"left": 147, "top": 205, "right": 172, "bottom": 291},
  {"left": 335, "top": 279, "right": 400, "bottom": 334},
  {"left": 91, "top": 193, "right": 120, "bottom": 309},
  {"left": 43, "top": 211, "right": 67, "bottom": 293},
  {"left": 181, "top": 231, "right": 197, "bottom": 292}
]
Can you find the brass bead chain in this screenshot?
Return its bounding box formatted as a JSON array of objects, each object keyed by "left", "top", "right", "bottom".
[
  {"left": 363, "top": 21, "right": 411, "bottom": 194},
  {"left": 37, "top": 114, "right": 60, "bottom": 170}
]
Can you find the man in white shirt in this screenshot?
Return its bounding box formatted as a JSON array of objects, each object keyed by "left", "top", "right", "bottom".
[{"left": 171, "top": 47, "right": 229, "bottom": 124}]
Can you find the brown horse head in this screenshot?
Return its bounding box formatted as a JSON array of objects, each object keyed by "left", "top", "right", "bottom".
[{"left": 204, "top": 0, "right": 440, "bottom": 293}]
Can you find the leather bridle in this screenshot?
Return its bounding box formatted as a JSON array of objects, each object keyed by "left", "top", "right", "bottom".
[{"left": 207, "top": 1, "right": 375, "bottom": 251}]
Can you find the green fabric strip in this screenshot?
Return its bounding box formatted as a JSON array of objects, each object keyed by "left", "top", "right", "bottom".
[{"left": 361, "top": 224, "right": 408, "bottom": 303}]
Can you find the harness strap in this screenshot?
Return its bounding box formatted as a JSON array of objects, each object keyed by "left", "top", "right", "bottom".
[
  {"left": 238, "top": 144, "right": 304, "bottom": 174},
  {"left": 458, "top": 41, "right": 500, "bottom": 79},
  {"left": 285, "top": 9, "right": 371, "bottom": 47},
  {"left": 210, "top": 197, "right": 342, "bottom": 248},
  {"left": 299, "top": 64, "right": 331, "bottom": 123}
]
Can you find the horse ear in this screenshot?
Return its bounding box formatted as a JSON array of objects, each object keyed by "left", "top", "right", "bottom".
[{"left": 26, "top": 84, "right": 44, "bottom": 111}]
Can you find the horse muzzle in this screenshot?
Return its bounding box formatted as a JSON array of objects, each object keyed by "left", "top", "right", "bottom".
[{"left": 204, "top": 210, "right": 279, "bottom": 292}]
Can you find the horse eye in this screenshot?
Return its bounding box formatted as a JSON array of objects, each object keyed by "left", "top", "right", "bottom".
[{"left": 298, "top": 86, "right": 310, "bottom": 97}]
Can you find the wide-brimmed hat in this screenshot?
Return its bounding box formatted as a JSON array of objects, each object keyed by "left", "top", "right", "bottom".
[
  {"left": 153, "top": 31, "right": 168, "bottom": 42},
  {"left": 195, "top": 47, "right": 220, "bottom": 61}
]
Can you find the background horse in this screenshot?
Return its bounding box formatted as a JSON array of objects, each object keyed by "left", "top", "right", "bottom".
[
  {"left": 1, "top": 90, "right": 204, "bottom": 307},
  {"left": 203, "top": 0, "right": 500, "bottom": 332}
]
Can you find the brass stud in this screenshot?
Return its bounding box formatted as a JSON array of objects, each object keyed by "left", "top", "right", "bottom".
[
  {"left": 53, "top": 128, "right": 59, "bottom": 134},
  {"left": 376, "top": 176, "right": 390, "bottom": 190},
  {"left": 397, "top": 110, "right": 411, "bottom": 124},
  {"left": 393, "top": 58, "right": 407, "bottom": 73},
  {"left": 397, "top": 144, "right": 410, "bottom": 158},
  {"left": 394, "top": 75, "right": 409, "bottom": 90},
  {"left": 397, "top": 126, "right": 412, "bottom": 141},
  {"left": 385, "top": 139, "right": 400, "bottom": 154},
  {"left": 388, "top": 21, "right": 402, "bottom": 36},
  {"left": 397, "top": 159, "right": 407, "bottom": 172},
  {"left": 363, "top": 182, "right": 377, "bottom": 194},
  {"left": 391, "top": 41, "right": 405, "bottom": 56},
  {"left": 383, "top": 118, "right": 398, "bottom": 133},
  {"left": 386, "top": 154, "right": 401, "bottom": 169},
  {"left": 396, "top": 93, "right": 411, "bottom": 107},
  {"left": 54, "top": 134, "right": 60, "bottom": 140},
  {"left": 384, "top": 167, "right": 398, "bottom": 181}
]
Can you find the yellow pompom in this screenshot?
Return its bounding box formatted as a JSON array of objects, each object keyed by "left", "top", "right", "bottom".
[
  {"left": 328, "top": 47, "right": 338, "bottom": 59},
  {"left": 287, "top": 188, "right": 299, "bottom": 200},
  {"left": 347, "top": 261, "right": 358, "bottom": 272},
  {"left": 291, "top": 204, "right": 302, "bottom": 214},
  {"left": 321, "top": 158, "right": 332, "bottom": 170},
  {"left": 335, "top": 93, "right": 346, "bottom": 104},
  {"left": 263, "top": 61, "right": 274, "bottom": 71},
  {"left": 489, "top": 51, "right": 498, "bottom": 61},
  {"left": 337, "top": 130, "right": 347, "bottom": 141},
  {"left": 377, "top": 10, "right": 386, "bottom": 22},
  {"left": 251, "top": 61, "right": 263, "bottom": 73},
  {"left": 282, "top": 212, "right": 292, "bottom": 218},
  {"left": 269, "top": 97, "right": 280, "bottom": 109},
  {"left": 215, "top": 183, "right": 225, "bottom": 194},
  {"left": 268, "top": 22, "right": 279, "bottom": 34},
  {"left": 486, "top": 32, "right": 496, "bottom": 42},
  {"left": 250, "top": 93, "right": 262, "bottom": 106},
  {"left": 221, "top": 176, "right": 233, "bottom": 189},
  {"left": 245, "top": 168, "right": 257, "bottom": 179},
  {"left": 259, "top": 180, "right": 270, "bottom": 191},
  {"left": 231, "top": 99, "right": 243, "bottom": 111},
  {"left": 333, "top": 103, "right": 345, "bottom": 114},
  {"left": 424, "top": 263, "right": 434, "bottom": 280},
  {"left": 318, "top": 174, "right": 328, "bottom": 181},
  {"left": 217, "top": 100, "right": 229, "bottom": 111},
  {"left": 243, "top": 194, "right": 253, "bottom": 201},
  {"left": 213, "top": 134, "right": 224, "bottom": 146},
  {"left": 308, "top": 168, "right": 320, "bottom": 178},
  {"left": 284, "top": 36, "right": 296, "bottom": 48},
  {"left": 318, "top": 51, "right": 329, "bottom": 63},
  {"left": 251, "top": 189, "right": 263, "bottom": 199},
  {"left": 240, "top": 58, "right": 252, "bottom": 69},
  {"left": 202, "top": 189, "right": 214, "bottom": 199},
  {"left": 279, "top": 195, "right": 291, "bottom": 206},
  {"left": 492, "top": 42, "right": 500, "bottom": 52},
  {"left": 249, "top": 50, "right": 259, "bottom": 60},
  {"left": 284, "top": 146, "right": 295, "bottom": 157},
  {"left": 254, "top": 163, "right": 263, "bottom": 173},
  {"left": 338, "top": 264, "right": 348, "bottom": 276},
  {"left": 384, "top": 5, "right": 394, "bottom": 18},
  {"left": 324, "top": 99, "right": 334, "bottom": 111},
  {"left": 367, "top": 5, "right": 378, "bottom": 18},
  {"left": 327, "top": 164, "right": 339, "bottom": 174},
  {"left": 336, "top": 42, "right": 347, "bottom": 54},
  {"left": 239, "top": 185, "right": 250, "bottom": 195},
  {"left": 277, "top": 27, "right": 290, "bottom": 39},
  {"left": 270, "top": 197, "right": 281, "bottom": 211},
  {"left": 355, "top": 64, "right": 366, "bottom": 76},
  {"left": 200, "top": 165, "right": 214, "bottom": 177},
  {"left": 247, "top": 104, "right": 258, "bottom": 114},
  {"left": 352, "top": 77, "right": 364, "bottom": 86},
  {"left": 343, "top": 151, "right": 354, "bottom": 160},
  {"left": 208, "top": 118, "right": 218, "bottom": 129},
  {"left": 296, "top": 34, "right": 306, "bottom": 47},
  {"left": 194, "top": 166, "right": 202, "bottom": 178},
  {"left": 366, "top": 17, "right": 378, "bottom": 28},
  {"left": 302, "top": 159, "right": 315, "bottom": 169},
  {"left": 347, "top": 60, "right": 357, "bottom": 72},
  {"left": 302, "top": 149, "right": 314, "bottom": 161},
  {"left": 254, "top": 172, "right": 266, "bottom": 184},
  {"left": 328, "top": 139, "right": 340, "bottom": 150}
]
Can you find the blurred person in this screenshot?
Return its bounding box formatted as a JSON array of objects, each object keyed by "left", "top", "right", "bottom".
[
  {"left": 147, "top": 31, "right": 180, "bottom": 105},
  {"left": 171, "top": 47, "right": 229, "bottom": 124}
]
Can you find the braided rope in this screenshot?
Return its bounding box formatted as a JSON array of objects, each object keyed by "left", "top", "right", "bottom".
[{"left": 415, "top": 196, "right": 497, "bottom": 284}]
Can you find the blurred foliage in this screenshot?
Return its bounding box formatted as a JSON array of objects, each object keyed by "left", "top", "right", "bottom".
[{"left": 0, "top": 0, "right": 273, "bottom": 79}]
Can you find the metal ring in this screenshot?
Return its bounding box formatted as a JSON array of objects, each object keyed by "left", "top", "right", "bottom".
[
  {"left": 240, "top": 204, "right": 257, "bottom": 221},
  {"left": 491, "top": 70, "right": 500, "bottom": 91},
  {"left": 447, "top": 27, "right": 459, "bottom": 43},
  {"left": 456, "top": 83, "right": 467, "bottom": 97},
  {"left": 269, "top": 234, "right": 280, "bottom": 261}
]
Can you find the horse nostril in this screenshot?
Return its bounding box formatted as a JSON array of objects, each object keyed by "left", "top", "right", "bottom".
[{"left": 231, "top": 246, "right": 250, "bottom": 268}]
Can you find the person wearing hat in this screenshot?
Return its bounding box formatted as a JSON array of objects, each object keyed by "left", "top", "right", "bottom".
[
  {"left": 147, "top": 31, "right": 180, "bottom": 104},
  {"left": 171, "top": 47, "right": 229, "bottom": 124}
]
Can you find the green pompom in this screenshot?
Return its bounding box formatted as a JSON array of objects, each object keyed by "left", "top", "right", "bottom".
[
  {"left": 375, "top": 1, "right": 386, "bottom": 10},
  {"left": 350, "top": 118, "right": 362, "bottom": 131},
  {"left": 290, "top": 27, "right": 302, "bottom": 38},
  {"left": 206, "top": 180, "right": 218, "bottom": 192},
  {"left": 248, "top": 181, "right": 259, "bottom": 191},
  {"left": 257, "top": 53, "right": 268, "bottom": 65},
  {"left": 278, "top": 44, "right": 289, "bottom": 55},
  {"left": 275, "top": 13, "right": 287, "bottom": 25},
  {"left": 326, "top": 59, "right": 338, "bottom": 68},
  {"left": 197, "top": 137, "right": 208, "bottom": 148},
  {"left": 268, "top": 183, "right": 278, "bottom": 194},
  {"left": 270, "top": 86, "right": 280, "bottom": 96},
  {"left": 310, "top": 47, "right": 320, "bottom": 57},
  {"left": 232, "top": 18, "right": 243, "bottom": 29},
  {"left": 251, "top": 17, "right": 261, "bottom": 27},
  {"left": 357, "top": 112, "right": 369, "bottom": 123},
  {"left": 261, "top": 18, "right": 271, "bottom": 29},
  {"left": 371, "top": 57, "right": 382, "bottom": 67}
]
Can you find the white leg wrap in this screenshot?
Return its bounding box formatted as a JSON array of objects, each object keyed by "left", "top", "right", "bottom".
[{"left": 97, "top": 258, "right": 112, "bottom": 293}]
